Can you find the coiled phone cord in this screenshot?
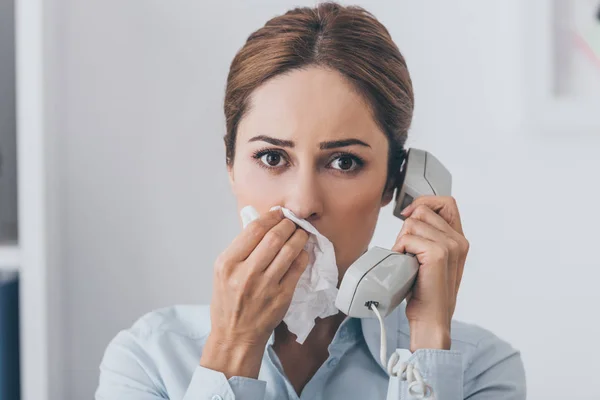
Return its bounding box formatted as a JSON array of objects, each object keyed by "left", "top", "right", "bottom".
[{"left": 369, "top": 303, "right": 435, "bottom": 399}]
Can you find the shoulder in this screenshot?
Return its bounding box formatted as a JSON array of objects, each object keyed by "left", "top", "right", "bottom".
[
  {"left": 99, "top": 304, "right": 213, "bottom": 368},
  {"left": 449, "top": 319, "right": 526, "bottom": 396},
  {"left": 447, "top": 319, "right": 521, "bottom": 365},
  {"left": 445, "top": 319, "right": 525, "bottom": 391},
  {"left": 96, "top": 305, "right": 213, "bottom": 396},
  {"left": 125, "top": 304, "right": 212, "bottom": 341},
  {"left": 448, "top": 318, "right": 506, "bottom": 351}
]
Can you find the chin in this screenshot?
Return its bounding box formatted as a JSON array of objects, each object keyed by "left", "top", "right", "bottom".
[{"left": 335, "top": 248, "right": 367, "bottom": 285}]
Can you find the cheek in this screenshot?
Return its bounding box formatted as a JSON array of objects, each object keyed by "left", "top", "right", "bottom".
[
  {"left": 327, "top": 168, "right": 386, "bottom": 221},
  {"left": 231, "top": 160, "right": 285, "bottom": 214},
  {"left": 324, "top": 176, "right": 386, "bottom": 271},
  {"left": 332, "top": 190, "right": 381, "bottom": 240}
]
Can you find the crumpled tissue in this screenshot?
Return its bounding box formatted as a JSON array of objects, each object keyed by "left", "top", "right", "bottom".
[{"left": 240, "top": 205, "right": 339, "bottom": 344}]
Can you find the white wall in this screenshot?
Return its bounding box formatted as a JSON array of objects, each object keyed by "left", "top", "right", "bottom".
[{"left": 48, "top": 0, "right": 600, "bottom": 399}]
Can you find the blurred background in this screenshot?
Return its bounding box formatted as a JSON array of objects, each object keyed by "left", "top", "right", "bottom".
[{"left": 1, "top": 0, "right": 599, "bottom": 399}]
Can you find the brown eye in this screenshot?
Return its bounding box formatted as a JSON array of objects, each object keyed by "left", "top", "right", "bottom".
[
  {"left": 260, "top": 152, "right": 283, "bottom": 167},
  {"left": 332, "top": 156, "right": 357, "bottom": 171}
]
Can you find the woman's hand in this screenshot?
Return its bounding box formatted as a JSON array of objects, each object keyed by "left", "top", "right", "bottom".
[
  {"left": 393, "top": 195, "right": 470, "bottom": 352},
  {"left": 200, "top": 208, "right": 310, "bottom": 379}
]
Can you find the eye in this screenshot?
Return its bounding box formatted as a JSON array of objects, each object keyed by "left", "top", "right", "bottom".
[
  {"left": 329, "top": 154, "right": 362, "bottom": 172},
  {"left": 262, "top": 152, "right": 282, "bottom": 166},
  {"left": 253, "top": 149, "right": 288, "bottom": 168}
]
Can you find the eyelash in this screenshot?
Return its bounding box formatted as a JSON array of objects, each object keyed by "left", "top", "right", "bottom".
[{"left": 251, "top": 147, "right": 365, "bottom": 174}]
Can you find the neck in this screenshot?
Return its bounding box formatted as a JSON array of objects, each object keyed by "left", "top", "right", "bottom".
[
  {"left": 274, "top": 311, "right": 347, "bottom": 349},
  {"left": 271, "top": 312, "right": 348, "bottom": 396}
]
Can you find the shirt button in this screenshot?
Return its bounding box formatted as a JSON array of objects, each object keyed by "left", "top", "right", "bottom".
[
  {"left": 327, "top": 358, "right": 339, "bottom": 368},
  {"left": 211, "top": 395, "right": 223, "bottom": 400}
]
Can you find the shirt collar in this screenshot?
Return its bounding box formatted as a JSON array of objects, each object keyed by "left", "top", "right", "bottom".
[
  {"left": 266, "top": 314, "right": 362, "bottom": 348},
  {"left": 265, "top": 302, "right": 408, "bottom": 375}
]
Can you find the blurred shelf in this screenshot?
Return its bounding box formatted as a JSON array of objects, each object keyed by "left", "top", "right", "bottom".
[{"left": 0, "top": 242, "right": 20, "bottom": 270}]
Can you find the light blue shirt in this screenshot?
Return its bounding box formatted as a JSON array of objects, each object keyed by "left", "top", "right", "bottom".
[{"left": 95, "top": 302, "right": 526, "bottom": 399}]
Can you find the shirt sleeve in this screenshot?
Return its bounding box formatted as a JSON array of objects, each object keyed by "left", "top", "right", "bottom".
[
  {"left": 183, "top": 366, "right": 266, "bottom": 400},
  {"left": 386, "top": 334, "right": 526, "bottom": 400},
  {"left": 386, "top": 349, "right": 464, "bottom": 399},
  {"left": 95, "top": 329, "right": 267, "bottom": 400}
]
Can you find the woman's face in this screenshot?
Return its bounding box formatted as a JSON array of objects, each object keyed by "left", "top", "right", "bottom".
[{"left": 229, "top": 66, "right": 393, "bottom": 282}]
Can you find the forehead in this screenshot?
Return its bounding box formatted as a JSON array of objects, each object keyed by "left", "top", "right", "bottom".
[{"left": 237, "top": 66, "right": 386, "bottom": 146}]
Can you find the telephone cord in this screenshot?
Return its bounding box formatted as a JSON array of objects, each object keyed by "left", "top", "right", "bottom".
[{"left": 369, "top": 303, "right": 435, "bottom": 399}]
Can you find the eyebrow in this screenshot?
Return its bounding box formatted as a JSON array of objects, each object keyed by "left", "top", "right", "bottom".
[
  {"left": 319, "top": 139, "right": 371, "bottom": 150},
  {"left": 248, "top": 135, "right": 371, "bottom": 149}
]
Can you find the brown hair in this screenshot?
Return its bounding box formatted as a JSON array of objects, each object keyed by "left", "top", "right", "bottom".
[{"left": 224, "top": 2, "right": 413, "bottom": 182}]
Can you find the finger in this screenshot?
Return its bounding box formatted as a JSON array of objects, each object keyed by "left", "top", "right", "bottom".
[
  {"left": 455, "top": 252, "right": 468, "bottom": 295},
  {"left": 401, "top": 196, "right": 464, "bottom": 235},
  {"left": 395, "top": 216, "right": 448, "bottom": 246},
  {"left": 265, "top": 229, "right": 309, "bottom": 283},
  {"left": 225, "top": 208, "right": 284, "bottom": 262},
  {"left": 280, "top": 249, "right": 310, "bottom": 292},
  {"left": 392, "top": 233, "right": 449, "bottom": 273},
  {"left": 403, "top": 203, "right": 467, "bottom": 265},
  {"left": 245, "top": 218, "right": 298, "bottom": 272},
  {"left": 447, "top": 254, "right": 460, "bottom": 314},
  {"left": 404, "top": 204, "right": 455, "bottom": 237},
  {"left": 407, "top": 203, "right": 469, "bottom": 301},
  {"left": 396, "top": 216, "right": 461, "bottom": 296}
]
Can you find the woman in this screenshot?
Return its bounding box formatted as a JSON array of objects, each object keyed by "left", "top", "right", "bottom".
[{"left": 96, "top": 3, "right": 526, "bottom": 399}]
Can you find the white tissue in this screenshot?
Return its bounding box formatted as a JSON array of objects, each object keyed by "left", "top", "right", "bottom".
[{"left": 240, "top": 205, "right": 339, "bottom": 344}]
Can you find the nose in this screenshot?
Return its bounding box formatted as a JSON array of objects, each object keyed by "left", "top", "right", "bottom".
[{"left": 283, "top": 167, "right": 323, "bottom": 221}]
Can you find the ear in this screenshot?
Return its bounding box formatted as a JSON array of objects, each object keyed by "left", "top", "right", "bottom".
[
  {"left": 226, "top": 141, "right": 236, "bottom": 193},
  {"left": 382, "top": 147, "right": 408, "bottom": 208},
  {"left": 381, "top": 164, "right": 407, "bottom": 208},
  {"left": 380, "top": 176, "right": 396, "bottom": 207},
  {"left": 227, "top": 162, "right": 235, "bottom": 193}
]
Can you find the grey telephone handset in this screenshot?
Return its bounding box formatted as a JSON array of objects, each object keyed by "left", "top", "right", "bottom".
[{"left": 335, "top": 148, "right": 452, "bottom": 319}]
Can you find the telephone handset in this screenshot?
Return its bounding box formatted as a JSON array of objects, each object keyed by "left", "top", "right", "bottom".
[{"left": 335, "top": 148, "right": 452, "bottom": 318}]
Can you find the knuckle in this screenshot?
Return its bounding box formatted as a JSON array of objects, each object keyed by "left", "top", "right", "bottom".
[
  {"left": 214, "top": 264, "right": 226, "bottom": 281},
  {"left": 402, "top": 215, "right": 419, "bottom": 234},
  {"left": 393, "top": 234, "right": 407, "bottom": 252},
  {"left": 433, "top": 245, "right": 449, "bottom": 262},
  {"left": 246, "top": 221, "right": 267, "bottom": 241},
  {"left": 215, "top": 251, "right": 228, "bottom": 267},
  {"left": 448, "top": 239, "right": 460, "bottom": 253},
  {"left": 279, "top": 243, "right": 297, "bottom": 262},
  {"left": 402, "top": 218, "right": 415, "bottom": 232},
  {"left": 462, "top": 238, "right": 470, "bottom": 252},
  {"left": 264, "top": 229, "right": 286, "bottom": 249},
  {"left": 214, "top": 253, "right": 232, "bottom": 275},
  {"left": 281, "top": 218, "right": 296, "bottom": 231},
  {"left": 416, "top": 204, "right": 429, "bottom": 213},
  {"left": 230, "top": 274, "right": 252, "bottom": 293},
  {"left": 397, "top": 233, "right": 407, "bottom": 244},
  {"left": 410, "top": 206, "right": 422, "bottom": 218}
]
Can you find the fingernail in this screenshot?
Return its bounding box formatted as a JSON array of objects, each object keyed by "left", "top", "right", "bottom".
[
  {"left": 400, "top": 206, "right": 411, "bottom": 216},
  {"left": 270, "top": 205, "right": 283, "bottom": 217}
]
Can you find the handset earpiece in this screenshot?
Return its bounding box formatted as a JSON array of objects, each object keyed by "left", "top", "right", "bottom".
[{"left": 393, "top": 148, "right": 452, "bottom": 220}]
